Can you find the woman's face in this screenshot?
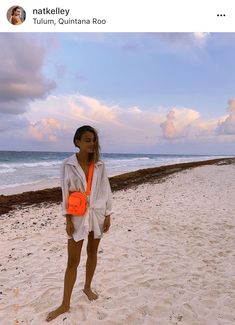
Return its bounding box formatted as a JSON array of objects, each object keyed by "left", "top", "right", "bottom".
[
  {"left": 76, "top": 131, "right": 96, "bottom": 153},
  {"left": 14, "top": 8, "right": 21, "bottom": 17}
]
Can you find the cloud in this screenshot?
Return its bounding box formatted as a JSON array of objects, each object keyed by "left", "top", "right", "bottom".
[
  {"left": 0, "top": 34, "right": 55, "bottom": 115},
  {"left": 160, "top": 101, "right": 235, "bottom": 143},
  {"left": 216, "top": 98, "right": 235, "bottom": 135},
  {"left": 3, "top": 91, "right": 233, "bottom": 152},
  {"left": 25, "top": 94, "right": 216, "bottom": 152},
  {"left": 78, "top": 95, "right": 122, "bottom": 125},
  {"left": 29, "top": 118, "right": 62, "bottom": 142},
  {"left": 160, "top": 108, "right": 200, "bottom": 139},
  {"left": 24, "top": 94, "right": 164, "bottom": 151},
  {"left": 192, "top": 118, "right": 219, "bottom": 137},
  {"left": 160, "top": 110, "right": 177, "bottom": 139}
]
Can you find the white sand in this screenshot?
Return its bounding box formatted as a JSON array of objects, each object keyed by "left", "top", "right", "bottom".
[{"left": 0, "top": 163, "right": 235, "bottom": 325}]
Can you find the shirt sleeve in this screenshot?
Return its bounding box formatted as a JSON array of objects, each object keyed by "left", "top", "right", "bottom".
[
  {"left": 102, "top": 163, "right": 113, "bottom": 216},
  {"left": 60, "top": 161, "right": 69, "bottom": 217}
]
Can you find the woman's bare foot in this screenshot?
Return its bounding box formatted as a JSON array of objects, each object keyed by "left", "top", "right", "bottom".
[
  {"left": 46, "top": 305, "right": 70, "bottom": 322},
  {"left": 83, "top": 287, "right": 98, "bottom": 301}
]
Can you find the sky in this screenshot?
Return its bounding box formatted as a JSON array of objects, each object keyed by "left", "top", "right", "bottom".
[{"left": 0, "top": 32, "right": 235, "bottom": 155}]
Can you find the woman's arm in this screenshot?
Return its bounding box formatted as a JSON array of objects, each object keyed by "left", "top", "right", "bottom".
[
  {"left": 102, "top": 164, "right": 113, "bottom": 217},
  {"left": 102, "top": 163, "right": 112, "bottom": 234},
  {"left": 60, "top": 162, "right": 70, "bottom": 218},
  {"left": 61, "top": 163, "right": 74, "bottom": 236}
]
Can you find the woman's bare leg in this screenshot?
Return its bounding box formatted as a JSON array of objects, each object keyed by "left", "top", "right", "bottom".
[
  {"left": 46, "top": 238, "right": 83, "bottom": 322},
  {"left": 83, "top": 231, "right": 101, "bottom": 300}
]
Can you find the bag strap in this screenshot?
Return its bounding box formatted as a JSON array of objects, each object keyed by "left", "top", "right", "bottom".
[{"left": 85, "top": 161, "right": 95, "bottom": 195}]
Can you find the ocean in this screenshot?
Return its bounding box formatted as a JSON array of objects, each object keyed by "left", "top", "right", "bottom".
[{"left": 0, "top": 151, "right": 231, "bottom": 194}]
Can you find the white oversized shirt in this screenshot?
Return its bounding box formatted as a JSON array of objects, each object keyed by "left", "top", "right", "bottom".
[{"left": 60, "top": 154, "right": 113, "bottom": 241}]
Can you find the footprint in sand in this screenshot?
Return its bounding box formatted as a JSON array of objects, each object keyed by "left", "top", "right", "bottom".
[{"left": 97, "top": 310, "right": 108, "bottom": 320}]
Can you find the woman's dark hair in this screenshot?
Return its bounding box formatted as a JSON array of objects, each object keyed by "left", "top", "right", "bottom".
[
  {"left": 12, "top": 6, "right": 20, "bottom": 15},
  {"left": 73, "top": 125, "right": 100, "bottom": 163}
]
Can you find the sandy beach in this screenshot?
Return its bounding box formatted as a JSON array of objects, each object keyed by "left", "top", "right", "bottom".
[{"left": 0, "top": 159, "right": 235, "bottom": 325}]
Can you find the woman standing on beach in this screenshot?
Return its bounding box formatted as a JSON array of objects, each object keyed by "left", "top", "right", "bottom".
[{"left": 46, "top": 125, "right": 112, "bottom": 322}]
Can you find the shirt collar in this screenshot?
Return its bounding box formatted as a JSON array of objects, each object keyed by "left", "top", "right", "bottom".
[{"left": 65, "top": 154, "right": 103, "bottom": 167}]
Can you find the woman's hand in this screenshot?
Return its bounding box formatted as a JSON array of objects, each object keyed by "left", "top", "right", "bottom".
[
  {"left": 103, "top": 215, "right": 111, "bottom": 233},
  {"left": 66, "top": 220, "right": 75, "bottom": 236}
]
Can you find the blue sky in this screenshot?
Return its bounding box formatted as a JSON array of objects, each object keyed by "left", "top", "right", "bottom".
[{"left": 0, "top": 33, "right": 235, "bottom": 154}]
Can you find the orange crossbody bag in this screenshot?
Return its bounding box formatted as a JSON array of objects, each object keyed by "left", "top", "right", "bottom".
[{"left": 67, "top": 161, "right": 94, "bottom": 216}]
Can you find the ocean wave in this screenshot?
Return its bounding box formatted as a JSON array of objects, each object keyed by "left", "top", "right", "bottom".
[
  {"left": 0, "top": 168, "right": 17, "bottom": 174},
  {"left": 22, "top": 161, "right": 61, "bottom": 167},
  {"left": 106, "top": 157, "right": 151, "bottom": 164},
  {"left": 0, "top": 160, "right": 62, "bottom": 169}
]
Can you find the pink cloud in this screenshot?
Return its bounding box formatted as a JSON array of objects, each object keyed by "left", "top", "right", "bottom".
[
  {"left": 29, "top": 118, "right": 61, "bottom": 142},
  {"left": 160, "top": 110, "right": 177, "bottom": 139}
]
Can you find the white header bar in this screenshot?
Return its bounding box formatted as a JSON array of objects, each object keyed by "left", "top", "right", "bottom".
[{"left": 1, "top": 0, "right": 235, "bottom": 32}]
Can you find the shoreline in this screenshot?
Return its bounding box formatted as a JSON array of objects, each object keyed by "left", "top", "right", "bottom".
[
  {"left": 0, "top": 157, "right": 234, "bottom": 216},
  {"left": 0, "top": 154, "right": 233, "bottom": 196}
]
